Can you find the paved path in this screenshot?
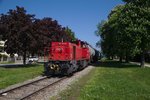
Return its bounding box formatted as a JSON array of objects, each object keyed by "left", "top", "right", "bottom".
[
  {"left": 0, "top": 60, "right": 27, "bottom": 67},
  {"left": 0, "top": 60, "right": 44, "bottom": 67},
  {"left": 130, "top": 62, "right": 150, "bottom": 67},
  {"left": 0, "top": 63, "right": 24, "bottom": 67}
]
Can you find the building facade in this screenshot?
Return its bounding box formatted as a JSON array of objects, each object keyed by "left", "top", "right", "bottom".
[{"left": 0, "top": 40, "right": 10, "bottom": 62}]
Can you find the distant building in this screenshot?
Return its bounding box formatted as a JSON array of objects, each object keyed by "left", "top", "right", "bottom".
[
  {"left": 0, "top": 40, "right": 10, "bottom": 62},
  {"left": 0, "top": 40, "right": 20, "bottom": 62}
]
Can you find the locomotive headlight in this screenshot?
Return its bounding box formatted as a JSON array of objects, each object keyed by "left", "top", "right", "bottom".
[
  {"left": 50, "top": 65, "right": 53, "bottom": 69},
  {"left": 50, "top": 64, "right": 54, "bottom": 69},
  {"left": 56, "top": 65, "right": 59, "bottom": 71},
  {"left": 51, "top": 66, "right": 54, "bottom": 69},
  {"left": 56, "top": 65, "right": 59, "bottom": 67},
  {"left": 49, "top": 64, "right": 60, "bottom": 71}
]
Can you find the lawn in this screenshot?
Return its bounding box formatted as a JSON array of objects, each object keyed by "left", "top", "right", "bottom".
[
  {"left": 0, "top": 61, "right": 15, "bottom": 64},
  {"left": 0, "top": 64, "right": 43, "bottom": 89},
  {"left": 56, "top": 61, "right": 150, "bottom": 100}
]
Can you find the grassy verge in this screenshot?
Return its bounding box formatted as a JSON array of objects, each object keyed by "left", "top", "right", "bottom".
[
  {"left": 55, "top": 61, "right": 150, "bottom": 100},
  {"left": 0, "top": 64, "right": 43, "bottom": 89}
]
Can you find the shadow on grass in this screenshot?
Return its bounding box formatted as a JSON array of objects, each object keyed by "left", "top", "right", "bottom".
[
  {"left": 92, "top": 60, "right": 140, "bottom": 68},
  {"left": 0, "top": 64, "right": 41, "bottom": 68}
]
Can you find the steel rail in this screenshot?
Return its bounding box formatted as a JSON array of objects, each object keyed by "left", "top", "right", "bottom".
[
  {"left": 0, "top": 76, "right": 48, "bottom": 95},
  {"left": 20, "top": 77, "right": 67, "bottom": 100}
]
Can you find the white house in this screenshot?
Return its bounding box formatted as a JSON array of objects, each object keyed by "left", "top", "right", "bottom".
[{"left": 0, "top": 40, "right": 10, "bottom": 62}]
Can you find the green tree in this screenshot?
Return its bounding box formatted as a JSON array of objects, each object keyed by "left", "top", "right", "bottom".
[
  {"left": 95, "top": 5, "right": 125, "bottom": 60},
  {"left": 96, "top": 0, "right": 150, "bottom": 67},
  {"left": 108, "top": 5, "right": 126, "bottom": 61},
  {"left": 65, "top": 26, "right": 76, "bottom": 41},
  {"left": 96, "top": 20, "right": 116, "bottom": 59},
  {"left": 119, "top": 0, "right": 150, "bottom": 67}
]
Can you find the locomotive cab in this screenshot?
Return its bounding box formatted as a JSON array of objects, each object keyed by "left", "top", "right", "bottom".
[
  {"left": 44, "top": 42, "right": 78, "bottom": 76},
  {"left": 44, "top": 40, "right": 91, "bottom": 76}
]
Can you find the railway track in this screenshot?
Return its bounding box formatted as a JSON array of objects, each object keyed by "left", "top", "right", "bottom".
[{"left": 0, "top": 76, "right": 67, "bottom": 100}]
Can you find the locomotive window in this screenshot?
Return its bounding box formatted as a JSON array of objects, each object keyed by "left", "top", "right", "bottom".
[{"left": 80, "top": 41, "right": 87, "bottom": 48}]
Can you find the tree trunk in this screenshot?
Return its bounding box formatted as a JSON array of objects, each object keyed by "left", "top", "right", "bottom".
[
  {"left": 125, "top": 52, "right": 129, "bottom": 63},
  {"left": 111, "top": 56, "right": 114, "bottom": 60},
  {"left": 140, "top": 51, "right": 145, "bottom": 68},
  {"left": 23, "top": 50, "right": 26, "bottom": 65},
  {"left": 10, "top": 53, "right": 15, "bottom": 62},
  {"left": 108, "top": 56, "right": 111, "bottom": 60},
  {"left": 119, "top": 56, "right": 123, "bottom": 62},
  {"left": 31, "top": 52, "right": 34, "bottom": 57}
]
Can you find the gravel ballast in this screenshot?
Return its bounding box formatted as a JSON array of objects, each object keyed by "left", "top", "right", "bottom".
[{"left": 32, "top": 66, "right": 94, "bottom": 100}]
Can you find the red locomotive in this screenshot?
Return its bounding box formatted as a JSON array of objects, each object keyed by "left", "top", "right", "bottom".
[{"left": 44, "top": 40, "right": 99, "bottom": 76}]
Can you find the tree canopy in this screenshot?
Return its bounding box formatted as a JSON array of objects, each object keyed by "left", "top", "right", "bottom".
[
  {"left": 96, "top": 0, "right": 150, "bottom": 67},
  {"left": 0, "top": 6, "right": 35, "bottom": 64},
  {"left": 0, "top": 6, "right": 76, "bottom": 64}
]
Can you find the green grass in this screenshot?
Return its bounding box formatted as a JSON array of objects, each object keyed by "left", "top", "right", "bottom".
[
  {"left": 0, "top": 64, "right": 43, "bottom": 89},
  {"left": 55, "top": 61, "right": 150, "bottom": 100},
  {"left": 0, "top": 61, "right": 15, "bottom": 64}
]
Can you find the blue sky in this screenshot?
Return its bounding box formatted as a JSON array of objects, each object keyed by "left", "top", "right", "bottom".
[{"left": 0, "top": 0, "right": 124, "bottom": 50}]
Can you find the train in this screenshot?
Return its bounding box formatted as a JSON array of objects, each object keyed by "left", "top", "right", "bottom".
[{"left": 44, "top": 40, "right": 100, "bottom": 76}]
